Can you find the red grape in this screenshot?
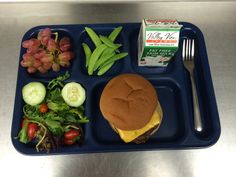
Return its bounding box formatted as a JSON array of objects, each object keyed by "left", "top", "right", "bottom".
[
  {"left": 38, "top": 28, "right": 51, "bottom": 45},
  {"left": 40, "top": 54, "right": 53, "bottom": 63},
  {"left": 21, "top": 60, "right": 30, "bottom": 67},
  {"left": 22, "top": 40, "right": 31, "bottom": 48},
  {"left": 26, "top": 46, "right": 39, "bottom": 55},
  {"left": 33, "top": 49, "right": 46, "bottom": 59},
  {"left": 23, "top": 53, "right": 33, "bottom": 61},
  {"left": 32, "top": 38, "right": 41, "bottom": 47},
  {"left": 58, "top": 51, "right": 74, "bottom": 61},
  {"left": 33, "top": 59, "right": 42, "bottom": 68},
  {"left": 41, "top": 36, "right": 50, "bottom": 45},
  {"left": 43, "top": 62, "right": 53, "bottom": 70},
  {"left": 41, "top": 28, "right": 51, "bottom": 38},
  {"left": 59, "top": 37, "right": 71, "bottom": 52},
  {"left": 23, "top": 38, "right": 40, "bottom": 54},
  {"left": 22, "top": 38, "right": 40, "bottom": 48},
  {"left": 21, "top": 54, "right": 34, "bottom": 67},
  {"left": 27, "top": 67, "right": 37, "bottom": 73},
  {"left": 47, "top": 39, "right": 57, "bottom": 52},
  {"left": 37, "top": 66, "right": 48, "bottom": 73},
  {"left": 21, "top": 27, "right": 74, "bottom": 74}
]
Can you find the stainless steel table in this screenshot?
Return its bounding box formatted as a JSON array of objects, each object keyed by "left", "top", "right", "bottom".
[{"left": 0, "top": 2, "right": 236, "bottom": 177}]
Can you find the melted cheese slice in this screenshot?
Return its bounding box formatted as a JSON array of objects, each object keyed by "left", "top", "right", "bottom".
[{"left": 115, "top": 109, "right": 161, "bottom": 143}]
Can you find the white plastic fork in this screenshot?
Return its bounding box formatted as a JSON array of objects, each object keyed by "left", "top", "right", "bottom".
[{"left": 182, "top": 39, "right": 203, "bottom": 132}]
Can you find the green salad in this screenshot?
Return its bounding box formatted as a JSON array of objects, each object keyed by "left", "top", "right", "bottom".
[{"left": 16, "top": 72, "right": 89, "bottom": 152}]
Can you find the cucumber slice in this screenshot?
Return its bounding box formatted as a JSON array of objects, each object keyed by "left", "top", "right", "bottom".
[
  {"left": 22, "top": 82, "right": 46, "bottom": 106},
  {"left": 61, "top": 82, "right": 86, "bottom": 107}
]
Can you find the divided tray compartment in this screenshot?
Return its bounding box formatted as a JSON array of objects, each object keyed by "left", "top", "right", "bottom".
[{"left": 11, "top": 22, "right": 221, "bottom": 155}]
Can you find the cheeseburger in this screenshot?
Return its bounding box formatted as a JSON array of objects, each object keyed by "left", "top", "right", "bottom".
[{"left": 100, "top": 73, "right": 163, "bottom": 144}]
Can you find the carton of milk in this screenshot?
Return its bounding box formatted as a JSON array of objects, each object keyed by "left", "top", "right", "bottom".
[{"left": 138, "top": 19, "right": 182, "bottom": 66}]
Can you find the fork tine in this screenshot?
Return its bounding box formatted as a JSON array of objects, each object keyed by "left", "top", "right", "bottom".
[
  {"left": 186, "top": 39, "right": 189, "bottom": 60},
  {"left": 191, "top": 39, "right": 195, "bottom": 60},
  {"left": 182, "top": 39, "right": 186, "bottom": 60},
  {"left": 188, "top": 39, "right": 191, "bottom": 60}
]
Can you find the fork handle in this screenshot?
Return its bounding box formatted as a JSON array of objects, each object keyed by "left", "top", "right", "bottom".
[{"left": 190, "top": 75, "right": 203, "bottom": 132}]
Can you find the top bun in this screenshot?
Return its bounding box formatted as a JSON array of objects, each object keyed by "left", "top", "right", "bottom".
[{"left": 100, "top": 73, "right": 158, "bottom": 130}]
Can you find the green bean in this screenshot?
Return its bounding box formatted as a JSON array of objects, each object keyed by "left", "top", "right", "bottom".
[
  {"left": 97, "top": 62, "right": 115, "bottom": 76},
  {"left": 99, "top": 52, "right": 128, "bottom": 69},
  {"left": 114, "top": 44, "right": 122, "bottom": 50},
  {"left": 114, "top": 44, "right": 122, "bottom": 53},
  {"left": 85, "top": 27, "right": 102, "bottom": 47},
  {"left": 101, "top": 47, "right": 115, "bottom": 56},
  {"left": 82, "top": 43, "right": 92, "bottom": 68},
  {"left": 108, "top": 26, "right": 123, "bottom": 42},
  {"left": 88, "top": 44, "right": 107, "bottom": 75},
  {"left": 93, "top": 49, "right": 116, "bottom": 71},
  {"left": 99, "top": 35, "right": 120, "bottom": 49}
]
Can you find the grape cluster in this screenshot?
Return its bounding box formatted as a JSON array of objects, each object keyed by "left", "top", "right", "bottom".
[{"left": 21, "top": 28, "right": 74, "bottom": 74}]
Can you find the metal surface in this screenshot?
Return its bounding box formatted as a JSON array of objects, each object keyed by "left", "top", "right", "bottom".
[
  {"left": 1, "top": 0, "right": 236, "bottom": 3},
  {"left": 0, "top": 2, "right": 236, "bottom": 177}
]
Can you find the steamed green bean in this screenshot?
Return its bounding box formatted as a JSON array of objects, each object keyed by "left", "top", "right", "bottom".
[{"left": 88, "top": 44, "right": 107, "bottom": 75}]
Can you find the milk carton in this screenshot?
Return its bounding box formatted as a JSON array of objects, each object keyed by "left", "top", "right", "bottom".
[{"left": 138, "top": 19, "right": 182, "bottom": 66}]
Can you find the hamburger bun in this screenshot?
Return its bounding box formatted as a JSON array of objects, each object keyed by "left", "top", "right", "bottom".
[{"left": 99, "top": 73, "right": 163, "bottom": 143}]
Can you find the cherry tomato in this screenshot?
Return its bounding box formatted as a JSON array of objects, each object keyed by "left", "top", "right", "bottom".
[
  {"left": 64, "top": 129, "right": 80, "bottom": 145},
  {"left": 27, "top": 123, "right": 38, "bottom": 140},
  {"left": 39, "top": 103, "right": 48, "bottom": 113},
  {"left": 21, "top": 118, "right": 38, "bottom": 140},
  {"left": 64, "top": 129, "right": 80, "bottom": 140}
]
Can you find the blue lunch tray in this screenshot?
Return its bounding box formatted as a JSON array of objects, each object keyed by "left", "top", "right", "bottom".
[{"left": 11, "top": 22, "right": 221, "bottom": 155}]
